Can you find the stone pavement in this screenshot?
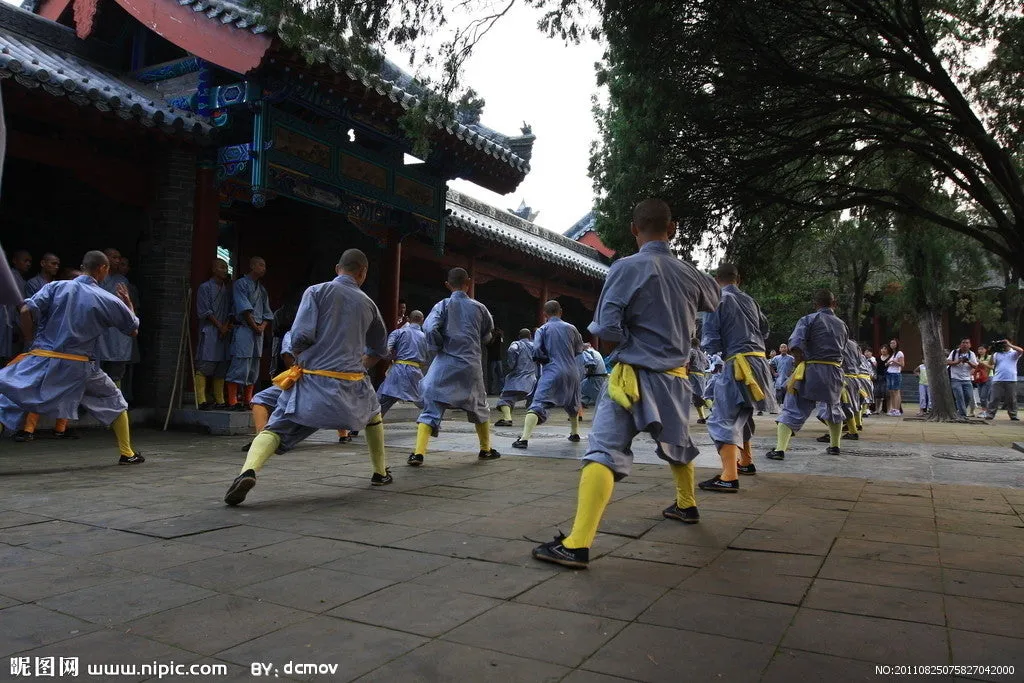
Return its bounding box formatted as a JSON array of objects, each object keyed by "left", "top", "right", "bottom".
[{"left": 0, "top": 415, "right": 1022, "bottom": 682}]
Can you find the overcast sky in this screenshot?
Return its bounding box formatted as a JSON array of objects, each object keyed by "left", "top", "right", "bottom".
[{"left": 440, "top": 4, "right": 605, "bottom": 234}]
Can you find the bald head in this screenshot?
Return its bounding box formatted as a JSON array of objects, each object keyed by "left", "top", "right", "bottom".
[
  {"left": 813, "top": 289, "right": 835, "bottom": 309},
  {"left": 249, "top": 256, "right": 267, "bottom": 279},
  {"left": 543, "top": 300, "right": 562, "bottom": 317},
  {"left": 519, "top": 328, "right": 532, "bottom": 339},
  {"left": 447, "top": 267, "right": 470, "bottom": 292},
  {"left": 716, "top": 263, "right": 740, "bottom": 284},
  {"left": 409, "top": 309, "right": 424, "bottom": 324},
  {"left": 10, "top": 250, "right": 31, "bottom": 274},
  {"left": 336, "top": 249, "right": 369, "bottom": 285},
  {"left": 81, "top": 250, "right": 109, "bottom": 279},
  {"left": 40, "top": 253, "right": 60, "bottom": 278},
  {"left": 211, "top": 258, "right": 229, "bottom": 281},
  {"left": 631, "top": 199, "right": 673, "bottom": 236}
]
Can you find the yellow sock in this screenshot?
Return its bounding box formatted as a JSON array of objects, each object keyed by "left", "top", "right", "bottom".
[
  {"left": 846, "top": 417, "right": 858, "bottom": 435},
  {"left": 670, "top": 462, "right": 696, "bottom": 508},
  {"left": 112, "top": 411, "right": 134, "bottom": 456},
  {"left": 24, "top": 413, "right": 39, "bottom": 434},
  {"left": 365, "top": 415, "right": 386, "bottom": 475},
  {"left": 719, "top": 444, "right": 740, "bottom": 481},
  {"left": 706, "top": 399, "right": 714, "bottom": 409},
  {"left": 414, "top": 422, "right": 432, "bottom": 456},
  {"left": 776, "top": 423, "right": 794, "bottom": 451},
  {"left": 569, "top": 414, "right": 580, "bottom": 436},
  {"left": 475, "top": 422, "right": 491, "bottom": 451},
  {"left": 212, "top": 378, "right": 226, "bottom": 404},
  {"left": 563, "top": 463, "right": 615, "bottom": 550},
  {"left": 521, "top": 412, "right": 539, "bottom": 440},
  {"left": 696, "top": 405, "right": 707, "bottom": 420},
  {"left": 241, "top": 431, "right": 280, "bottom": 473},
  {"left": 194, "top": 374, "right": 208, "bottom": 404},
  {"left": 829, "top": 422, "right": 842, "bottom": 448},
  {"left": 500, "top": 405, "right": 512, "bottom": 421}
]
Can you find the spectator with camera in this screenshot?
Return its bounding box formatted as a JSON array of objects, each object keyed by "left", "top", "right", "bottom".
[
  {"left": 974, "top": 344, "right": 994, "bottom": 417},
  {"left": 946, "top": 338, "right": 978, "bottom": 418},
  {"left": 985, "top": 339, "right": 1021, "bottom": 421}
]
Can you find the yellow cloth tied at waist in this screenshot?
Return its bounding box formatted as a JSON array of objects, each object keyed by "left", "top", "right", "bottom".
[
  {"left": 272, "top": 366, "right": 365, "bottom": 391},
  {"left": 690, "top": 371, "right": 706, "bottom": 377},
  {"left": 6, "top": 349, "right": 90, "bottom": 367},
  {"left": 726, "top": 351, "right": 767, "bottom": 402},
  {"left": 787, "top": 360, "right": 843, "bottom": 393},
  {"left": 395, "top": 359, "right": 422, "bottom": 369},
  {"left": 608, "top": 363, "right": 688, "bottom": 410}
]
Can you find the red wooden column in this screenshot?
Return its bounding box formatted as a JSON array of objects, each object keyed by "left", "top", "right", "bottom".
[{"left": 191, "top": 162, "right": 220, "bottom": 331}]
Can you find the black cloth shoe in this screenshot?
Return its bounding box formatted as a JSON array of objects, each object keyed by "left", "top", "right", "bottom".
[
  {"left": 350, "top": 431, "right": 360, "bottom": 437},
  {"left": 699, "top": 475, "right": 739, "bottom": 493},
  {"left": 765, "top": 449, "right": 785, "bottom": 460},
  {"left": 756, "top": 410, "right": 764, "bottom": 416},
  {"left": 338, "top": 435, "right": 352, "bottom": 443},
  {"left": 663, "top": 503, "right": 700, "bottom": 524},
  {"left": 228, "top": 403, "right": 247, "bottom": 412},
  {"left": 1011, "top": 416, "right": 1020, "bottom": 421},
  {"left": 407, "top": 453, "right": 424, "bottom": 467},
  {"left": 212, "top": 403, "right": 229, "bottom": 410},
  {"left": 843, "top": 432, "right": 859, "bottom": 440},
  {"left": 738, "top": 463, "right": 757, "bottom": 475},
  {"left": 512, "top": 439, "right": 528, "bottom": 449},
  {"left": 696, "top": 418, "right": 707, "bottom": 424},
  {"left": 826, "top": 446, "right": 841, "bottom": 455},
  {"left": 12, "top": 430, "right": 34, "bottom": 442},
  {"left": 478, "top": 449, "right": 501, "bottom": 460},
  {"left": 52, "top": 429, "right": 80, "bottom": 440},
  {"left": 532, "top": 534, "right": 589, "bottom": 569},
  {"left": 241, "top": 441, "right": 252, "bottom": 452},
  {"left": 225, "top": 469, "right": 256, "bottom": 505},
  {"left": 816, "top": 433, "right": 831, "bottom": 443},
  {"left": 494, "top": 419, "right": 513, "bottom": 427},
  {"left": 118, "top": 453, "right": 145, "bottom": 465},
  {"left": 568, "top": 434, "right": 581, "bottom": 443},
  {"left": 198, "top": 402, "right": 213, "bottom": 411},
  {"left": 371, "top": 468, "right": 393, "bottom": 486}
]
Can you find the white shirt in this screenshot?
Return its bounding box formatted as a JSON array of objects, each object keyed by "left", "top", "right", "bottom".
[
  {"left": 948, "top": 350, "right": 977, "bottom": 382},
  {"left": 886, "top": 351, "right": 904, "bottom": 374},
  {"left": 992, "top": 350, "right": 1020, "bottom": 382}
]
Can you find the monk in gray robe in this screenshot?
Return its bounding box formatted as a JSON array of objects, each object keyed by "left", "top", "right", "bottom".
[
  {"left": 408, "top": 267, "right": 500, "bottom": 466},
  {"left": 194, "top": 258, "right": 232, "bottom": 409},
  {"left": 224, "top": 250, "right": 390, "bottom": 506},
  {"left": 513, "top": 300, "right": 585, "bottom": 448},
  {"left": 533, "top": 199, "right": 720, "bottom": 570},
  {"left": 494, "top": 328, "right": 537, "bottom": 426},
  {"left": 226, "top": 257, "right": 272, "bottom": 410},
  {"left": 700, "top": 264, "right": 776, "bottom": 492},
  {"left": 377, "top": 310, "right": 428, "bottom": 418},
  {"left": 767, "top": 289, "right": 849, "bottom": 460}
]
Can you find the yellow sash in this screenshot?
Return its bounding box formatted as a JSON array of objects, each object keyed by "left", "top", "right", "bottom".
[
  {"left": 608, "top": 363, "right": 688, "bottom": 410},
  {"left": 787, "top": 359, "right": 842, "bottom": 393},
  {"left": 726, "top": 351, "right": 767, "bottom": 402},
  {"left": 6, "top": 349, "right": 90, "bottom": 367},
  {"left": 690, "top": 371, "right": 706, "bottom": 377},
  {"left": 395, "top": 360, "right": 422, "bottom": 369},
  {"left": 273, "top": 366, "right": 365, "bottom": 391}
]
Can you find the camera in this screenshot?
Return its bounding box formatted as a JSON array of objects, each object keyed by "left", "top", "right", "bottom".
[{"left": 987, "top": 339, "right": 1008, "bottom": 353}]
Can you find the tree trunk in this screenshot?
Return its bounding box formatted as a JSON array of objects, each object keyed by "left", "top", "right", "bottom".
[
  {"left": 850, "top": 262, "right": 868, "bottom": 334},
  {"left": 917, "top": 309, "right": 958, "bottom": 421}
]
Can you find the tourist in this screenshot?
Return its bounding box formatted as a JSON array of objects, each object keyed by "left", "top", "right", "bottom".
[
  {"left": 874, "top": 346, "right": 890, "bottom": 414},
  {"left": 194, "top": 258, "right": 232, "bottom": 410},
  {"left": 408, "top": 267, "right": 500, "bottom": 466},
  {"left": 986, "top": 340, "right": 1021, "bottom": 421},
  {"left": 513, "top": 300, "right": 585, "bottom": 448},
  {"left": 376, "top": 309, "right": 427, "bottom": 419},
  {"left": 24, "top": 252, "right": 59, "bottom": 296},
  {"left": 974, "top": 345, "right": 993, "bottom": 417},
  {"left": 532, "top": 199, "right": 720, "bottom": 569},
  {"left": 224, "top": 249, "right": 391, "bottom": 505},
  {"left": 766, "top": 289, "right": 849, "bottom": 461},
  {"left": 494, "top": 328, "right": 537, "bottom": 427},
  {"left": 886, "top": 338, "right": 905, "bottom": 415},
  {"left": 699, "top": 263, "right": 775, "bottom": 491},
  {"left": 0, "top": 251, "right": 144, "bottom": 464},
  {"left": 945, "top": 338, "right": 977, "bottom": 418},
  {"left": 914, "top": 360, "right": 930, "bottom": 414},
  {"left": 92, "top": 248, "right": 133, "bottom": 388},
  {"left": 769, "top": 343, "right": 796, "bottom": 407},
  {"left": 395, "top": 299, "right": 409, "bottom": 329},
  {"left": 226, "top": 257, "right": 272, "bottom": 411},
  {"left": 688, "top": 340, "right": 710, "bottom": 422}
]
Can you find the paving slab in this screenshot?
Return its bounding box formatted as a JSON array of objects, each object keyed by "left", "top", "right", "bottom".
[
  {"left": 329, "top": 583, "right": 501, "bottom": 637},
  {"left": 0, "top": 603, "right": 99, "bottom": 658},
  {"left": 354, "top": 640, "right": 569, "bottom": 683},
  {"left": 781, "top": 608, "right": 949, "bottom": 662}
]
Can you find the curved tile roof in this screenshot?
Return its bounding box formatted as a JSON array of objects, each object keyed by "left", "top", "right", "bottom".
[
  {"left": 0, "top": 21, "right": 212, "bottom": 136},
  {"left": 176, "top": 0, "right": 268, "bottom": 34},
  {"left": 446, "top": 190, "right": 609, "bottom": 280}
]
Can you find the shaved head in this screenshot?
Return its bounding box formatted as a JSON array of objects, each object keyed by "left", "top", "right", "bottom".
[
  {"left": 631, "top": 199, "right": 673, "bottom": 236},
  {"left": 543, "top": 300, "right": 562, "bottom": 317},
  {"left": 81, "top": 250, "right": 109, "bottom": 274},
  {"left": 519, "top": 328, "right": 532, "bottom": 339},
  {"left": 409, "top": 309, "right": 424, "bottom": 324},
  {"left": 338, "top": 249, "right": 368, "bottom": 273},
  {"left": 447, "top": 267, "right": 470, "bottom": 289},
  {"left": 716, "top": 263, "right": 740, "bottom": 284},
  {"left": 813, "top": 289, "right": 835, "bottom": 309},
  {"left": 249, "top": 256, "right": 265, "bottom": 270}
]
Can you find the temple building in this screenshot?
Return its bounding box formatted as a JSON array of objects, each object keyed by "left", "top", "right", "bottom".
[
  {"left": 565, "top": 211, "right": 615, "bottom": 259},
  {"left": 0, "top": 0, "right": 607, "bottom": 411}
]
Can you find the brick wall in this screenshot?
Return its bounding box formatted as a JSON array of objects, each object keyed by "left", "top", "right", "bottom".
[{"left": 136, "top": 148, "right": 196, "bottom": 407}]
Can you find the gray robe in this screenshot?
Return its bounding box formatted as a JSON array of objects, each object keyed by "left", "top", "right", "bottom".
[
  {"left": 496, "top": 338, "right": 537, "bottom": 406},
  {"left": 93, "top": 274, "right": 133, "bottom": 362},
  {"left": 583, "top": 240, "right": 721, "bottom": 479},
  {"left": 779, "top": 308, "right": 849, "bottom": 430},
  {"left": 378, "top": 322, "right": 427, "bottom": 404},
  {"left": 417, "top": 291, "right": 494, "bottom": 428},
  {"left": 196, "top": 278, "right": 231, "bottom": 363},
  {"left": 528, "top": 316, "right": 584, "bottom": 422}
]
